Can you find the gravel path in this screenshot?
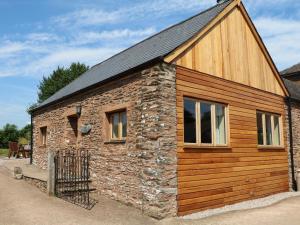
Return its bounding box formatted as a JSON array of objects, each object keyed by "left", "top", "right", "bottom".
[{"left": 183, "top": 191, "right": 300, "bottom": 220}]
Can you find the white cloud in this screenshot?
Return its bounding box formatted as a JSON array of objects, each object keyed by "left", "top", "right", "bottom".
[
  {"left": 23, "top": 47, "right": 122, "bottom": 77},
  {"left": 53, "top": 9, "right": 120, "bottom": 28},
  {"left": 71, "top": 27, "right": 156, "bottom": 45},
  {"left": 254, "top": 17, "right": 300, "bottom": 70},
  {"left": 52, "top": 0, "right": 215, "bottom": 30},
  {"left": 0, "top": 41, "right": 26, "bottom": 57},
  {"left": 254, "top": 17, "right": 300, "bottom": 37},
  {"left": 26, "top": 33, "right": 61, "bottom": 42},
  {"left": 129, "top": 0, "right": 214, "bottom": 15},
  {"left": 0, "top": 26, "right": 156, "bottom": 78}
]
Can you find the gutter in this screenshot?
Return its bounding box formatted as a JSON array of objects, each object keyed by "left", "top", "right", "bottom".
[{"left": 285, "top": 96, "right": 298, "bottom": 191}]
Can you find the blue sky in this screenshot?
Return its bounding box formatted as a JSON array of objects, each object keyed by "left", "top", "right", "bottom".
[{"left": 0, "top": 0, "right": 299, "bottom": 128}]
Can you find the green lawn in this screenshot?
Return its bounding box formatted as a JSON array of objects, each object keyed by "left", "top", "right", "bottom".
[{"left": 0, "top": 149, "right": 9, "bottom": 157}]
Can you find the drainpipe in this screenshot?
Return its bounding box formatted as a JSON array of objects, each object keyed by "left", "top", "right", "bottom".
[
  {"left": 30, "top": 113, "right": 33, "bottom": 165},
  {"left": 286, "top": 97, "right": 297, "bottom": 191}
]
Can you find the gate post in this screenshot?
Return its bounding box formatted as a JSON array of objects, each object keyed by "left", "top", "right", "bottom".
[{"left": 47, "top": 151, "right": 55, "bottom": 196}]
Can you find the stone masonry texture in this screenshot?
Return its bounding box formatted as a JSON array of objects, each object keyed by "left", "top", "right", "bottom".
[
  {"left": 32, "top": 62, "right": 177, "bottom": 219},
  {"left": 286, "top": 102, "right": 300, "bottom": 189}
]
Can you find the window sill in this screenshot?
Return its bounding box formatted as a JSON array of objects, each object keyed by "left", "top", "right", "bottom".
[
  {"left": 258, "top": 146, "right": 285, "bottom": 150},
  {"left": 183, "top": 145, "right": 231, "bottom": 150},
  {"left": 104, "top": 140, "right": 126, "bottom": 144}
]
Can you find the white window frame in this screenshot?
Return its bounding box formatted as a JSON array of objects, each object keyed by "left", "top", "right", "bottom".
[
  {"left": 256, "top": 111, "right": 283, "bottom": 148},
  {"left": 184, "top": 97, "right": 229, "bottom": 147}
]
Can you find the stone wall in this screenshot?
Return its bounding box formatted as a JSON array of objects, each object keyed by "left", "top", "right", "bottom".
[
  {"left": 286, "top": 101, "right": 300, "bottom": 189},
  {"left": 32, "top": 62, "right": 177, "bottom": 219}
]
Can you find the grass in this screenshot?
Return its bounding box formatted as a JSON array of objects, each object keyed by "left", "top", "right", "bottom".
[{"left": 0, "top": 149, "right": 9, "bottom": 157}]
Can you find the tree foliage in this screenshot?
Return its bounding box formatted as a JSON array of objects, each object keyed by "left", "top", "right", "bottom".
[
  {"left": 37, "top": 62, "right": 89, "bottom": 103},
  {"left": 0, "top": 124, "right": 19, "bottom": 148},
  {"left": 19, "top": 124, "right": 31, "bottom": 141},
  {"left": 0, "top": 124, "right": 32, "bottom": 148}
]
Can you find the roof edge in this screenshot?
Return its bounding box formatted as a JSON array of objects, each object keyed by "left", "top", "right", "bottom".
[
  {"left": 30, "top": 57, "right": 164, "bottom": 113},
  {"left": 281, "top": 71, "right": 300, "bottom": 78}
]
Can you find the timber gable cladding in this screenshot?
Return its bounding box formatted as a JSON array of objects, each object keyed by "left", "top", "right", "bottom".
[{"left": 166, "top": 1, "right": 287, "bottom": 97}]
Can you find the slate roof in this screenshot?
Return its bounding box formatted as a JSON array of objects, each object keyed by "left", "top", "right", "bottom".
[
  {"left": 283, "top": 78, "right": 300, "bottom": 101},
  {"left": 34, "top": 0, "right": 233, "bottom": 110},
  {"left": 281, "top": 63, "right": 300, "bottom": 76}
]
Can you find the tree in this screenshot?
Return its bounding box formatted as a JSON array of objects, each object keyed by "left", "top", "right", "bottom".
[
  {"left": 19, "top": 124, "right": 31, "bottom": 141},
  {"left": 37, "top": 62, "right": 89, "bottom": 103},
  {"left": 0, "top": 124, "right": 19, "bottom": 148}
]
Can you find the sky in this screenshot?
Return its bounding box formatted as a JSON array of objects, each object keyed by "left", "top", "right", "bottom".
[{"left": 0, "top": 0, "right": 299, "bottom": 128}]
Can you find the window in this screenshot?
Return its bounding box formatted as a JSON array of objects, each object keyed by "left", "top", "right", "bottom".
[
  {"left": 109, "top": 110, "right": 127, "bottom": 140},
  {"left": 40, "top": 127, "right": 47, "bottom": 146},
  {"left": 256, "top": 111, "right": 282, "bottom": 147},
  {"left": 66, "top": 116, "right": 78, "bottom": 145},
  {"left": 184, "top": 98, "right": 228, "bottom": 146}
]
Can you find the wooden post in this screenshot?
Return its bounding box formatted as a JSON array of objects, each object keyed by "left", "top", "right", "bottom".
[{"left": 47, "top": 151, "right": 55, "bottom": 196}]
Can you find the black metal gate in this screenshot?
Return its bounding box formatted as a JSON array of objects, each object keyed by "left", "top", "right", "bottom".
[{"left": 54, "top": 150, "right": 95, "bottom": 209}]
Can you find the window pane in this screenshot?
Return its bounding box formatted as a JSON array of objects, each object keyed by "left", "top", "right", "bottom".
[
  {"left": 121, "top": 112, "right": 127, "bottom": 138},
  {"left": 257, "top": 113, "right": 264, "bottom": 145},
  {"left": 273, "top": 116, "right": 280, "bottom": 146},
  {"left": 216, "top": 104, "right": 226, "bottom": 145},
  {"left": 184, "top": 99, "right": 196, "bottom": 143},
  {"left": 266, "top": 114, "right": 272, "bottom": 145},
  {"left": 112, "top": 113, "right": 119, "bottom": 139},
  {"left": 201, "top": 103, "right": 212, "bottom": 144}
]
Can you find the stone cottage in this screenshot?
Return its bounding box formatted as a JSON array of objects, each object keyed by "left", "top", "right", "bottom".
[{"left": 31, "top": 0, "right": 292, "bottom": 218}]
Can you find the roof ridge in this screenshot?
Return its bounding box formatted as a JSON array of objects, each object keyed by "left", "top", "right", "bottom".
[{"left": 89, "top": 0, "right": 232, "bottom": 71}]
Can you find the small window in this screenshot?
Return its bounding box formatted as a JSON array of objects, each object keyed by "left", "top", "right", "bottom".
[
  {"left": 184, "top": 98, "right": 228, "bottom": 146},
  {"left": 67, "top": 116, "right": 78, "bottom": 145},
  {"left": 109, "top": 110, "right": 127, "bottom": 140},
  {"left": 40, "top": 127, "right": 47, "bottom": 146},
  {"left": 256, "top": 111, "right": 282, "bottom": 147}
]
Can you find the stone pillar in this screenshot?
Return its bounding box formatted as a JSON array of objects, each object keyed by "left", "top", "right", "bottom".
[
  {"left": 137, "top": 62, "right": 177, "bottom": 219},
  {"left": 47, "top": 151, "right": 55, "bottom": 196}
]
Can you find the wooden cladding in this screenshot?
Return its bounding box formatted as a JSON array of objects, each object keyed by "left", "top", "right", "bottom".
[
  {"left": 176, "top": 66, "right": 289, "bottom": 216},
  {"left": 175, "top": 7, "right": 285, "bottom": 96}
]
